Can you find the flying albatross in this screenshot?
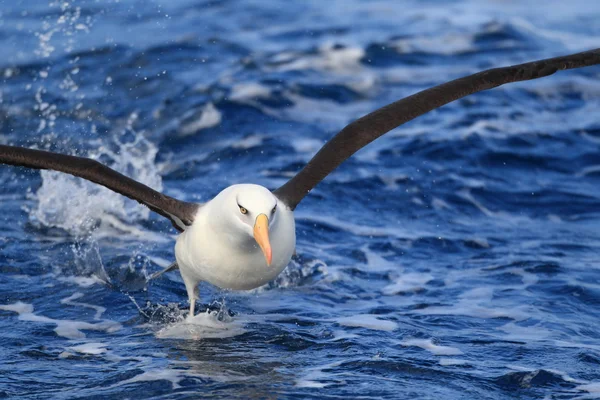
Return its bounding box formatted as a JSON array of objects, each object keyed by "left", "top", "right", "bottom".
[{"left": 1, "top": 48, "right": 599, "bottom": 317}]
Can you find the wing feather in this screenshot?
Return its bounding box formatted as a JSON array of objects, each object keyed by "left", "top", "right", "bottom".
[
  {"left": 0, "top": 145, "right": 199, "bottom": 231},
  {"left": 274, "top": 48, "right": 600, "bottom": 209}
]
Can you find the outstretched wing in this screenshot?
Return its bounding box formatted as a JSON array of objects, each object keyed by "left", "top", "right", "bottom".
[
  {"left": 274, "top": 48, "right": 600, "bottom": 210},
  {"left": 0, "top": 145, "right": 200, "bottom": 231}
]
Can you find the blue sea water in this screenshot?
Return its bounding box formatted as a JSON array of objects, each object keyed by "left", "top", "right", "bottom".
[{"left": 1, "top": 0, "right": 600, "bottom": 398}]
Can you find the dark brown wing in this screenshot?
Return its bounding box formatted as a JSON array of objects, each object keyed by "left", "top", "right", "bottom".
[
  {"left": 0, "top": 145, "right": 199, "bottom": 231},
  {"left": 274, "top": 48, "right": 600, "bottom": 210}
]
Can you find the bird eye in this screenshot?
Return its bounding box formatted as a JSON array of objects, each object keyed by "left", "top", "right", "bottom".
[
  {"left": 239, "top": 206, "right": 248, "bottom": 215},
  {"left": 272, "top": 205, "right": 277, "bottom": 214}
]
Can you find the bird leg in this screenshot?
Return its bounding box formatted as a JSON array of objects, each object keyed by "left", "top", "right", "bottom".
[{"left": 183, "top": 276, "right": 199, "bottom": 320}]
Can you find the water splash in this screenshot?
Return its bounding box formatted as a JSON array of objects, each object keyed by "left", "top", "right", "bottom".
[
  {"left": 26, "top": 124, "right": 165, "bottom": 281},
  {"left": 154, "top": 302, "right": 246, "bottom": 340},
  {"left": 35, "top": 1, "right": 93, "bottom": 59},
  {"left": 29, "top": 127, "right": 163, "bottom": 237}
]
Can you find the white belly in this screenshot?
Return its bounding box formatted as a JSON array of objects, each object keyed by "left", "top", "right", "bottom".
[{"left": 174, "top": 207, "right": 296, "bottom": 290}]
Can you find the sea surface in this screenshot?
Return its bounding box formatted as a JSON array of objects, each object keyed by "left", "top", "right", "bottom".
[{"left": 1, "top": 0, "right": 600, "bottom": 398}]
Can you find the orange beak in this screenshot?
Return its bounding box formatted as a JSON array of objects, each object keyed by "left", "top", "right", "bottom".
[{"left": 253, "top": 213, "right": 272, "bottom": 266}]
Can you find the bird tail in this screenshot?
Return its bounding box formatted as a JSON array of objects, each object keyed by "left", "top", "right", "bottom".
[{"left": 147, "top": 261, "right": 179, "bottom": 281}]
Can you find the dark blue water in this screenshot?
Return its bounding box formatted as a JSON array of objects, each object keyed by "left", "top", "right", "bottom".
[{"left": 1, "top": 0, "right": 600, "bottom": 398}]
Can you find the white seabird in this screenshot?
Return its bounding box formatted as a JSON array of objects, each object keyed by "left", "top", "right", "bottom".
[
  {"left": 0, "top": 48, "right": 599, "bottom": 317},
  {"left": 174, "top": 184, "right": 295, "bottom": 317}
]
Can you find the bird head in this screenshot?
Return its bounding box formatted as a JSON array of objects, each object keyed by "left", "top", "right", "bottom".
[{"left": 211, "top": 184, "right": 279, "bottom": 266}]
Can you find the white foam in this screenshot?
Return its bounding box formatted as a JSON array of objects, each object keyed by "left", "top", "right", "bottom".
[
  {"left": 578, "top": 382, "right": 600, "bottom": 394},
  {"left": 383, "top": 272, "right": 434, "bottom": 295},
  {"left": 70, "top": 342, "right": 108, "bottom": 355},
  {"left": 229, "top": 82, "right": 271, "bottom": 101},
  {"left": 274, "top": 43, "right": 364, "bottom": 74},
  {"left": 509, "top": 17, "right": 600, "bottom": 51},
  {"left": 290, "top": 138, "right": 325, "bottom": 155},
  {"left": 456, "top": 188, "right": 497, "bottom": 218},
  {"left": 0, "top": 302, "right": 33, "bottom": 314},
  {"left": 179, "top": 103, "right": 222, "bottom": 136},
  {"left": 60, "top": 342, "right": 108, "bottom": 358},
  {"left": 295, "top": 379, "right": 328, "bottom": 389},
  {"left": 30, "top": 130, "right": 164, "bottom": 237},
  {"left": 391, "top": 33, "right": 475, "bottom": 56},
  {"left": 61, "top": 292, "right": 106, "bottom": 320},
  {"left": 231, "top": 134, "right": 264, "bottom": 149},
  {"left": 504, "top": 267, "right": 539, "bottom": 288},
  {"left": 279, "top": 92, "right": 365, "bottom": 130},
  {"left": 497, "top": 322, "right": 552, "bottom": 342},
  {"left": 439, "top": 358, "right": 469, "bottom": 366},
  {"left": 544, "top": 369, "right": 583, "bottom": 384},
  {"left": 295, "top": 361, "right": 343, "bottom": 389},
  {"left": 336, "top": 314, "right": 398, "bottom": 331},
  {"left": 56, "top": 275, "right": 103, "bottom": 288},
  {"left": 156, "top": 309, "right": 246, "bottom": 340},
  {"left": 111, "top": 368, "right": 189, "bottom": 389},
  {"left": 400, "top": 338, "right": 463, "bottom": 356},
  {"left": 0, "top": 301, "right": 121, "bottom": 339},
  {"left": 361, "top": 245, "right": 399, "bottom": 272},
  {"left": 330, "top": 330, "right": 359, "bottom": 341}
]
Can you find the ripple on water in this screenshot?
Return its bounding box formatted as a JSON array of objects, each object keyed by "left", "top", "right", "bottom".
[{"left": 1, "top": 0, "right": 600, "bottom": 399}]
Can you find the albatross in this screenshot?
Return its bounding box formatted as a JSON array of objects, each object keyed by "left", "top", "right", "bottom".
[{"left": 1, "top": 48, "right": 599, "bottom": 317}]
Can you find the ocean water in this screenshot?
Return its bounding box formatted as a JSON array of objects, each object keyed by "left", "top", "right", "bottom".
[{"left": 1, "top": 0, "right": 600, "bottom": 398}]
